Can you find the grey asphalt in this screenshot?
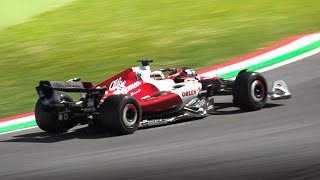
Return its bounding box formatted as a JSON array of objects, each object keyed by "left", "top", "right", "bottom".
[{"left": 1, "top": 54, "right": 320, "bottom": 180}]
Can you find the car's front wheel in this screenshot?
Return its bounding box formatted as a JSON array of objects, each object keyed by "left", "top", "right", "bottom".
[{"left": 233, "top": 71, "right": 268, "bottom": 111}]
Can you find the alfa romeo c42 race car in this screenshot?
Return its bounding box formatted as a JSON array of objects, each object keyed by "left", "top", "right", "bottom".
[{"left": 35, "top": 60, "right": 291, "bottom": 135}]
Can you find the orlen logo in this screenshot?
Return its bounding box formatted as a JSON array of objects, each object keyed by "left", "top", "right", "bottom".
[
  {"left": 109, "top": 77, "right": 141, "bottom": 94},
  {"left": 182, "top": 90, "right": 197, "bottom": 97}
]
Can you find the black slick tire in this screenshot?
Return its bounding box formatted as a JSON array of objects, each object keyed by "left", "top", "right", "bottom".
[
  {"left": 98, "top": 95, "right": 141, "bottom": 135},
  {"left": 233, "top": 72, "right": 268, "bottom": 111},
  {"left": 35, "top": 93, "right": 76, "bottom": 133},
  {"left": 35, "top": 99, "right": 57, "bottom": 133}
]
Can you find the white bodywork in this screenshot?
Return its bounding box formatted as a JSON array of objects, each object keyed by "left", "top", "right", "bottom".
[
  {"left": 268, "top": 80, "right": 291, "bottom": 100},
  {"left": 132, "top": 65, "right": 202, "bottom": 105}
]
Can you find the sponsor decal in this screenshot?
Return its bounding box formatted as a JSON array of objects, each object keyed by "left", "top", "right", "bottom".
[
  {"left": 130, "top": 89, "right": 141, "bottom": 96},
  {"left": 109, "top": 77, "right": 141, "bottom": 94},
  {"left": 182, "top": 90, "right": 197, "bottom": 97},
  {"left": 50, "top": 81, "right": 84, "bottom": 89}
]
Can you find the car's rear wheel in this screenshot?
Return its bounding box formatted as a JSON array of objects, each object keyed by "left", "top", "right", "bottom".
[
  {"left": 98, "top": 95, "right": 141, "bottom": 135},
  {"left": 233, "top": 71, "right": 268, "bottom": 111},
  {"left": 35, "top": 93, "right": 77, "bottom": 133}
]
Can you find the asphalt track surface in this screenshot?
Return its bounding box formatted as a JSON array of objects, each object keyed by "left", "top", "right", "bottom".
[{"left": 1, "top": 54, "right": 320, "bottom": 180}]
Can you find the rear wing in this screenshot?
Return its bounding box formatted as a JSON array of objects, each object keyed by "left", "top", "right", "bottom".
[
  {"left": 36, "top": 80, "right": 106, "bottom": 110},
  {"left": 36, "top": 80, "right": 97, "bottom": 92}
]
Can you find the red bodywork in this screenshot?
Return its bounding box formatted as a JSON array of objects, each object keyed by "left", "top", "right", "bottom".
[
  {"left": 94, "top": 66, "right": 220, "bottom": 118},
  {"left": 96, "top": 68, "right": 183, "bottom": 117}
]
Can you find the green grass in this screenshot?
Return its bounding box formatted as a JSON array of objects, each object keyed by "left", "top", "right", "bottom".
[
  {"left": 0, "top": 0, "right": 74, "bottom": 29},
  {"left": 0, "top": 0, "right": 319, "bottom": 118}
]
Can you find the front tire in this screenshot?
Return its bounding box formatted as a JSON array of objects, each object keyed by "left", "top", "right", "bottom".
[
  {"left": 98, "top": 95, "right": 141, "bottom": 135},
  {"left": 233, "top": 72, "right": 268, "bottom": 111}
]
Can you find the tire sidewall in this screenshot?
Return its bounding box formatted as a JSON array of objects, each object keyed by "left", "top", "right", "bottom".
[
  {"left": 233, "top": 72, "right": 268, "bottom": 111},
  {"left": 35, "top": 98, "right": 56, "bottom": 132},
  {"left": 247, "top": 74, "right": 267, "bottom": 108},
  {"left": 99, "top": 95, "right": 141, "bottom": 135},
  {"left": 116, "top": 96, "right": 141, "bottom": 133}
]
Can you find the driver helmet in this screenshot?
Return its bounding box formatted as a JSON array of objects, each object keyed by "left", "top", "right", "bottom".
[
  {"left": 150, "top": 70, "right": 165, "bottom": 80},
  {"left": 183, "top": 68, "right": 197, "bottom": 77}
]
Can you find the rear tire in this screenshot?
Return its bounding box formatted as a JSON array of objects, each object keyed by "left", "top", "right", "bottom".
[
  {"left": 35, "top": 93, "right": 77, "bottom": 133},
  {"left": 35, "top": 99, "right": 57, "bottom": 133},
  {"left": 98, "top": 95, "right": 141, "bottom": 135},
  {"left": 233, "top": 72, "right": 268, "bottom": 111}
]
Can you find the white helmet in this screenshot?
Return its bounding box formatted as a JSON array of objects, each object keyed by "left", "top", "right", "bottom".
[{"left": 150, "top": 70, "right": 165, "bottom": 80}]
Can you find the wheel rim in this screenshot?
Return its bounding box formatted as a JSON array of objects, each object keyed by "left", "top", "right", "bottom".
[
  {"left": 122, "top": 103, "right": 138, "bottom": 128},
  {"left": 250, "top": 80, "right": 265, "bottom": 102}
]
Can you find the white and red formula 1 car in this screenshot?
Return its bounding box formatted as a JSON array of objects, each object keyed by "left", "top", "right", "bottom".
[{"left": 35, "top": 60, "right": 291, "bottom": 134}]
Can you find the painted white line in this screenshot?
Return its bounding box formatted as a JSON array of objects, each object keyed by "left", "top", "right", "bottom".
[
  {"left": 257, "top": 47, "right": 320, "bottom": 73},
  {"left": 216, "top": 34, "right": 320, "bottom": 75},
  {"left": 199, "top": 47, "right": 320, "bottom": 79},
  {"left": 199, "top": 70, "right": 218, "bottom": 77},
  {"left": 199, "top": 34, "right": 320, "bottom": 77},
  {"left": 0, "top": 126, "right": 38, "bottom": 135},
  {"left": 0, "top": 115, "right": 35, "bottom": 128}
]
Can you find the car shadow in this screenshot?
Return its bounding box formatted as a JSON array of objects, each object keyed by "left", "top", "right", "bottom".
[
  {"left": 141, "top": 102, "right": 284, "bottom": 129},
  {"left": 1, "top": 103, "right": 284, "bottom": 143},
  {"left": 211, "top": 102, "right": 284, "bottom": 115},
  {"left": 1, "top": 126, "right": 118, "bottom": 143}
]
